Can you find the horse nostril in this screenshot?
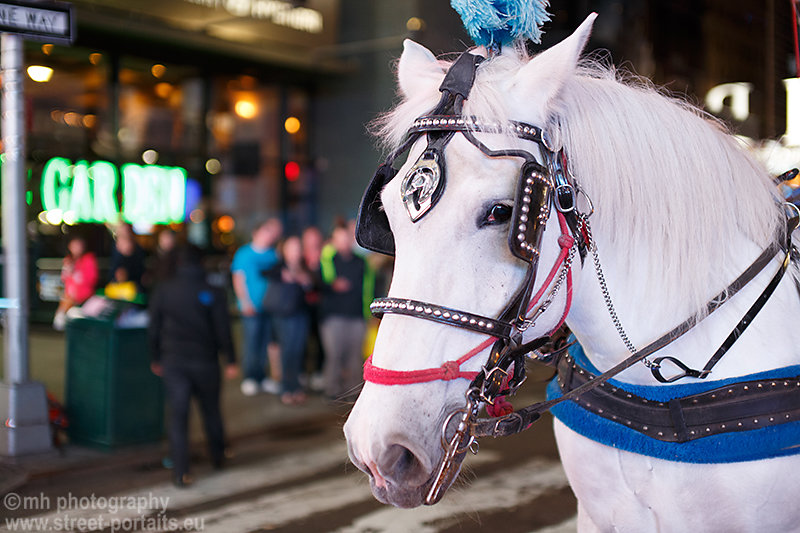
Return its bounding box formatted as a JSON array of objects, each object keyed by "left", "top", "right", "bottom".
[{"left": 377, "top": 444, "right": 430, "bottom": 488}]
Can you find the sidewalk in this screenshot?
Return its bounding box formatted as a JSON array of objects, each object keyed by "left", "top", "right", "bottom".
[{"left": 0, "top": 320, "right": 349, "bottom": 493}]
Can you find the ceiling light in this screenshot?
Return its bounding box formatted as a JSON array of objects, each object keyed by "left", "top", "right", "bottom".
[{"left": 27, "top": 65, "right": 53, "bottom": 83}]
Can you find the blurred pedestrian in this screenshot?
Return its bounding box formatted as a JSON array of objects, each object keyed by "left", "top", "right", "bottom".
[
  {"left": 231, "top": 218, "right": 282, "bottom": 396},
  {"left": 319, "top": 221, "right": 375, "bottom": 401},
  {"left": 301, "top": 226, "right": 325, "bottom": 390},
  {"left": 109, "top": 223, "right": 146, "bottom": 290},
  {"left": 54, "top": 235, "right": 99, "bottom": 330},
  {"left": 264, "top": 236, "right": 312, "bottom": 405},
  {"left": 149, "top": 245, "right": 238, "bottom": 488},
  {"left": 149, "top": 228, "right": 179, "bottom": 286}
]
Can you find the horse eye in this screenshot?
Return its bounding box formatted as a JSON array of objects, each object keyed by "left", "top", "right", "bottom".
[{"left": 481, "top": 203, "right": 513, "bottom": 227}]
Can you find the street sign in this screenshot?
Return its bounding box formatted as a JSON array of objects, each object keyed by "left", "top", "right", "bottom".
[
  {"left": 0, "top": 0, "right": 74, "bottom": 456},
  {"left": 0, "top": 0, "right": 73, "bottom": 44}
]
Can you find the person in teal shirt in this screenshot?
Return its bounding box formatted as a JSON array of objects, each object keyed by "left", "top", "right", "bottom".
[{"left": 231, "top": 218, "right": 282, "bottom": 395}]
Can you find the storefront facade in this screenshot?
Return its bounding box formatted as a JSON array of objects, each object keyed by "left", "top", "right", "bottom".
[
  {"left": 22, "top": 0, "right": 342, "bottom": 257},
  {"left": 12, "top": 0, "right": 353, "bottom": 316}
]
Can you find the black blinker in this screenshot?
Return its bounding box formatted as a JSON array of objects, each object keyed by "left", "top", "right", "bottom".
[
  {"left": 355, "top": 163, "right": 399, "bottom": 255},
  {"left": 509, "top": 161, "right": 552, "bottom": 263}
]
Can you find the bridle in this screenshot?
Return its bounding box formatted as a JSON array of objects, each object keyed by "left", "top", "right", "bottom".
[
  {"left": 355, "top": 50, "right": 799, "bottom": 505},
  {"left": 356, "top": 51, "right": 589, "bottom": 386},
  {"left": 356, "top": 50, "right": 590, "bottom": 503}
]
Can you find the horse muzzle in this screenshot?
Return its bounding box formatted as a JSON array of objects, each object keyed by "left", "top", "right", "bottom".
[
  {"left": 344, "top": 395, "right": 473, "bottom": 508},
  {"left": 347, "top": 438, "right": 451, "bottom": 508}
]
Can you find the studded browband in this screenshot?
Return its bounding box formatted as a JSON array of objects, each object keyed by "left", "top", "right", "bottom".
[{"left": 408, "top": 115, "right": 547, "bottom": 146}]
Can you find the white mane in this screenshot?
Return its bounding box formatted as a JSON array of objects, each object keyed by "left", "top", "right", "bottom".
[{"left": 373, "top": 48, "right": 786, "bottom": 320}]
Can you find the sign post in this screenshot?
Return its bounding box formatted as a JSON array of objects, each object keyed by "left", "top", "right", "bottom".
[{"left": 0, "top": 0, "right": 73, "bottom": 457}]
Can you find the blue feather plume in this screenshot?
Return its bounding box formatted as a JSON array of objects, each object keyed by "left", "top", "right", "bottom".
[{"left": 450, "top": 0, "right": 551, "bottom": 47}]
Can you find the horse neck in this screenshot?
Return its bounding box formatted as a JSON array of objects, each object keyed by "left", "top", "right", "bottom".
[{"left": 566, "top": 229, "right": 800, "bottom": 385}]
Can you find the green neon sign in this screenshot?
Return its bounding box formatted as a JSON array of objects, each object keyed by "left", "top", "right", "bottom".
[{"left": 40, "top": 157, "right": 187, "bottom": 225}]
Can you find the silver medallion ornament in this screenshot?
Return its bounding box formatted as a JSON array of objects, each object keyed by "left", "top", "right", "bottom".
[{"left": 401, "top": 150, "right": 443, "bottom": 222}]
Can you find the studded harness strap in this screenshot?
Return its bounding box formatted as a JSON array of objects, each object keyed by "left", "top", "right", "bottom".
[{"left": 555, "top": 352, "right": 800, "bottom": 443}]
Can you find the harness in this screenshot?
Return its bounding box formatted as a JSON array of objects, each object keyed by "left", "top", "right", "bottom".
[{"left": 355, "top": 50, "right": 800, "bottom": 505}]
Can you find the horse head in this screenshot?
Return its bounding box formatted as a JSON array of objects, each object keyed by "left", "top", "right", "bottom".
[{"left": 344, "top": 16, "right": 597, "bottom": 509}]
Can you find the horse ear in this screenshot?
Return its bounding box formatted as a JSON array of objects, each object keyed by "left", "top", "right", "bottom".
[
  {"left": 513, "top": 13, "right": 597, "bottom": 109},
  {"left": 397, "top": 39, "right": 444, "bottom": 98}
]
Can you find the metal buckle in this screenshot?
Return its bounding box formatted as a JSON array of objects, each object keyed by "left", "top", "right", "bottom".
[
  {"left": 784, "top": 201, "right": 800, "bottom": 230},
  {"left": 508, "top": 373, "right": 527, "bottom": 395},
  {"left": 554, "top": 183, "right": 576, "bottom": 213},
  {"left": 576, "top": 185, "right": 594, "bottom": 218},
  {"left": 517, "top": 304, "right": 547, "bottom": 331},
  {"left": 541, "top": 130, "right": 555, "bottom": 153},
  {"left": 479, "top": 366, "right": 509, "bottom": 404},
  {"left": 650, "top": 356, "right": 705, "bottom": 383},
  {"left": 492, "top": 411, "right": 523, "bottom": 437}
]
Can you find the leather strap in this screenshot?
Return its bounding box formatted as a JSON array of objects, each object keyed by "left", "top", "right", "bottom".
[
  {"left": 556, "top": 354, "right": 800, "bottom": 443},
  {"left": 652, "top": 247, "right": 792, "bottom": 382},
  {"left": 408, "top": 115, "right": 545, "bottom": 145},
  {"left": 370, "top": 297, "right": 513, "bottom": 339},
  {"left": 438, "top": 52, "right": 484, "bottom": 99},
  {"left": 652, "top": 213, "right": 798, "bottom": 382}
]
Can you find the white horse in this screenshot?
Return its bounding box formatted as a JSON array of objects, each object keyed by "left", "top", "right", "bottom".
[{"left": 344, "top": 14, "right": 800, "bottom": 531}]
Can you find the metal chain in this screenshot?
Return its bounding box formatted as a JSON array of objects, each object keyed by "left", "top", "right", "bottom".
[
  {"left": 581, "top": 217, "right": 660, "bottom": 369},
  {"left": 541, "top": 242, "right": 576, "bottom": 312},
  {"left": 518, "top": 239, "right": 577, "bottom": 331}
]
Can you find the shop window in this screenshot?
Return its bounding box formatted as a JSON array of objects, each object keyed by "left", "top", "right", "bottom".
[
  {"left": 207, "top": 75, "right": 283, "bottom": 235},
  {"left": 25, "top": 42, "right": 111, "bottom": 163},
  {"left": 117, "top": 57, "right": 203, "bottom": 166}
]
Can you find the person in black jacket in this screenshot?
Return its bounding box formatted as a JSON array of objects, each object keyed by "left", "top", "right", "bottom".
[{"left": 149, "top": 245, "right": 238, "bottom": 487}]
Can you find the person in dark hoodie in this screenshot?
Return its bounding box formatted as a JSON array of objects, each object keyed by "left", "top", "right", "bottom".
[{"left": 149, "top": 244, "right": 238, "bottom": 487}]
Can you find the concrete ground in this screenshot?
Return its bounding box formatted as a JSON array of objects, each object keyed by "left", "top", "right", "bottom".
[{"left": 0, "top": 319, "right": 347, "bottom": 492}]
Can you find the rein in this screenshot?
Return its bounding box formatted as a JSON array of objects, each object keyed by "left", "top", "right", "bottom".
[
  {"left": 472, "top": 234, "right": 793, "bottom": 437},
  {"left": 471, "top": 215, "right": 796, "bottom": 431}
]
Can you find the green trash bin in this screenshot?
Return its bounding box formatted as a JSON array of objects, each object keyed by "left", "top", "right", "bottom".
[{"left": 65, "top": 315, "right": 164, "bottom": 449}]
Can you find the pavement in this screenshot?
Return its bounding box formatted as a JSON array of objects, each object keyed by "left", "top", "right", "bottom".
[{"left": 0, "top": 320, "right": 350, "bottom": 496}]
